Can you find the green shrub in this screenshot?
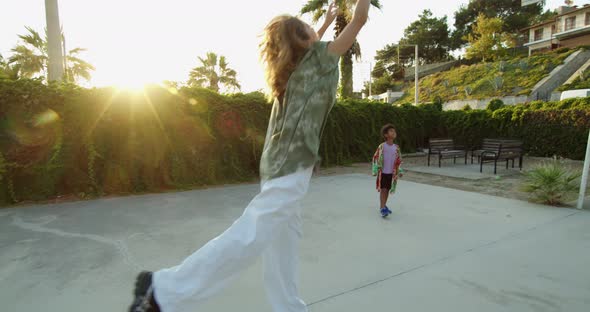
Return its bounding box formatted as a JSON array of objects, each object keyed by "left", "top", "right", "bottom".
[
  {"left": 487, "top": 99, "right": 505, "bottom": 111},
  {"left": 462, "top": 105, "right": 472, "bottom": 111},
  {"left": 2, "top": 79, "right": 590, "bottom": 205},
  {"left": 522, "top": 161, "right": 581, "bottom": 205}
]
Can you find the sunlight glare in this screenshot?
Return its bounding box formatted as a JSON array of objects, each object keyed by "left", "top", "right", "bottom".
[
  {"left": 113, "top": 81, "right": 148, "bottom": 92},
  {"left": 33, "top": 109, "right": 60, "bottom": 127}
]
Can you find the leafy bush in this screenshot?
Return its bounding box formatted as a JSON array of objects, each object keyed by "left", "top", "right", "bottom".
[
  {"left": 1, "top": 79, "right": 590, "bottom": 205},
  {"left": 487, "top": 99, "right": 505, "bottom": 111},
  {"left": 522, "top": 161, "right": 581, "bottom": 205},
  {"left": 462, "top": 104, "right": 472, "bottom": 111},
  {"left": 489, "top": 76, "right": 504, "bottom": 91}
]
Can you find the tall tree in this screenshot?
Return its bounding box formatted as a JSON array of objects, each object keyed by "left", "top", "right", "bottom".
[
  {"left": 400, "top": 10, "right": 452, "bottom": 64},
  {"left": 8, "top": 26, "right": 94, "bottom": 82},
  {"left": 465, "top": 14, "right": 513, "bottom": 62},
  {"left": 452, "top": 0, "right": 545, "bottom": 48},
  {"left": 369, "top": 10, "right": 451, "bottom": 90},
  {"left": 9, "top": 27, "right": 47, "bottom": 79},
  {"left": 188, "top": 52, "right": 241, "bottom": 93},
  {"left": 301, "top": 0, "right": 382, "bottom": 98},
  {"left": 0, "top": 54, "right": 21, "bottom": 80},
  {"left": 64, "top": 48, "right": 95, "bottom": 82}
]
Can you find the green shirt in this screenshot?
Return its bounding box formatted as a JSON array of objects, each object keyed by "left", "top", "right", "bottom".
[{"left": 260, "top": 41, "right": 340, "bottom": 180}]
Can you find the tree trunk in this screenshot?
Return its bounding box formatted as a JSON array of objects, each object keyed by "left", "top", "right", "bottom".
[
  {"left": 336, "top": 14, "right": 353, "bottom": 98},
  {"left": 45, "top": 0, "right": 64, "bottom": 81},
  {"left": 340, "top": 53, "right": 353, "bottom": 98}
]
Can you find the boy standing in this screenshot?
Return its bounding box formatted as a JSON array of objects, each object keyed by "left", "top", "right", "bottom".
[{"left": 372, "top": 124, "right": 403, "bottom": 217}]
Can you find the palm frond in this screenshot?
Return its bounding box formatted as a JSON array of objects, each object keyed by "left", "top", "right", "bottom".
[
  {"left": 19, "top": 26, "right": 45, "bottom": 50},
  {"left": 300, "top": 0, "right": 329, "bottom": 15},
  {"left": 68, "top": 47, "right": 87, "bottom": 55},
  {"left": 9, "top": 44, "right": 46, "bottom": 78},
  {"left": 312, "top": 9, "right": 327, "bottom": 23}
]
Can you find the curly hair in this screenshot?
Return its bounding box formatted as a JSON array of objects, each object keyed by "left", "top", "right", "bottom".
[{"left": 259, "top": 15, "right": 312, "bottom": 100}]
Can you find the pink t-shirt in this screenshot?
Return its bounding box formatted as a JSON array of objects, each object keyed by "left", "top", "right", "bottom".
[{"left": 382, "top": 143, "right": 397, "bottom": 174}]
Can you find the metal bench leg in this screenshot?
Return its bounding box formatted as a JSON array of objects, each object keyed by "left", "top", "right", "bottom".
[
  {"left": 494, "top": 159, "right": 498, "bottom": 175},
  {"left": 519, "top": 156, "right": 523, "bottom": 170},
  {"left": 427, "top": 154, "right": 430, "bottom": 167},
  {"left": 512, "top": 159, "right": 515, "bottom": 168},
  {"left": 480, "top": 159, "right": 483, "bottom": 173},
  {"left": 506, "top": 159, "right": 509, "bottom": 169},
  {"left": 439, "top": 156, "right": 442, "bottom": 168}
]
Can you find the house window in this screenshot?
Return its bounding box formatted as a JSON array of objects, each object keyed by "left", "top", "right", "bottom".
[
  {"left": 586, "top": 12, "right": 590, "bottom": 25},
  {"left": 565, "top": 16, "right": 577, "bottom": 31},
  {"left": 551, "top": 24, "right": 556, "bottom": 34},
  {"left": 534, "top": 28, "right": 544, "bottom": 41}
]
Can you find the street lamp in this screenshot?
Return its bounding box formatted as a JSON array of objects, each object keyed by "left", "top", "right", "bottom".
[{"left": 392, "top": 44, "right": 419, "bottom": 105}]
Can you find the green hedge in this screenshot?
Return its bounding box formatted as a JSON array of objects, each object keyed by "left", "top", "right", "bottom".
[{"left": 1, "top": 79, "right": 590, "bottom": 205}]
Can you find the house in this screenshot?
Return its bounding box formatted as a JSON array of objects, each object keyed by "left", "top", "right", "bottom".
[
  {"left": 523, "top": 5, "right": 590, "bottom": 55},
  {"left": 365, "top": 90, "right": 405, "bottom": 104}
]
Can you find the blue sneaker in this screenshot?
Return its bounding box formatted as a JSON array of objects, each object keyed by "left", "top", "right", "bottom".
[
  {"left": 385, "top": 206, "right": 393, "bottom": 215},
  {"left": 380, "top": 208, "right": 388, "bottom": 217}
]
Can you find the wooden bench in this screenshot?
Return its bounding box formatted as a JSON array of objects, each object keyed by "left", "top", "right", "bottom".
[
  {"left": 428, "top": 138, "right": 467, "bottom": 167},
  {"left": 478, "top": 139, "right": 524, "bottom": 174},
  {"left": 471, "top": 139, "right": 505, "bottom": 164}
]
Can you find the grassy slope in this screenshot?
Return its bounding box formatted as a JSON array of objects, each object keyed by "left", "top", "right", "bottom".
[
  {"left": 397, "top": 48, "right": 576, "bottom": 103},
  {"left": 558, "top": 68, "right": 590, "bottom": 91}
]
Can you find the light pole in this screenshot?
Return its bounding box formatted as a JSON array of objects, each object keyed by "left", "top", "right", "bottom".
[
  {"left": 578, "top": 129, "right": 590, "bottom": 209},
  {"left": 394, "top": 44, "right": 419, "bottom": 105},
  {"left": 369, "top": 62, "right": 372, "bottom": 97},
  {"left": 414, "top": 45, "right": 419, "bottom": 106},
  {"left": 45, "top": 0, "right": 64, "bottom": 81}
]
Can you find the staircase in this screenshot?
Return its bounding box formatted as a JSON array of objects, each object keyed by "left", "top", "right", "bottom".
[{"left": 530, "top": 49, "right": 590, "bottom": 101}]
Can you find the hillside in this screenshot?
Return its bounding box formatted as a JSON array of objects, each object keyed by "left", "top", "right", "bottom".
[
  {"left": 396, "top": 48, "right": 576, "bottom": 103},
  {"left": 558, "top": 67, "right": 590, "bottom": 91}
]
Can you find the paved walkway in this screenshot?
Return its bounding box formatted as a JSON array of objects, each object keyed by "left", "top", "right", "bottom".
[{"left": 1, "top": 174, "right": 589, "bottom": 312}]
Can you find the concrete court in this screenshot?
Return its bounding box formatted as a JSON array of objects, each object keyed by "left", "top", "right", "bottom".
[
  {"left": 1, "top": 173, "right": 589, "bottom": 312},
  {"left": 406, "top": 163, "right": 521, "bottom": 180}
]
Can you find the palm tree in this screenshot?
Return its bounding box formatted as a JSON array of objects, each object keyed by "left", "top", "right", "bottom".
[
  {"left": 8, "top": 26, "right": 47, "bottom": 79},
  {"left": 188, "top": 52, "right": 241, "bottom": 93},
  {"left": 301, "top": 0, "right": 381, "bottom": 98},
  {"left": 64, "top": 47, "right": 95, "bottom": 82},
  {"left": 8, "top": 26, "right": 94, "bottom": 82},
  {"left": 0, "top": 54, "right": 21, "bottom": 80}
]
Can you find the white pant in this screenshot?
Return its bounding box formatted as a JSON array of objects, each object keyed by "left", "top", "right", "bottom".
[{"left": 153, "top": 167, "right": 314, "bottom": 312}]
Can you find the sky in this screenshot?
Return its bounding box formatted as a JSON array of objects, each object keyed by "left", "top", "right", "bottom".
[{"left": 0, "top": 0, "right": 576, "bottom": 92}]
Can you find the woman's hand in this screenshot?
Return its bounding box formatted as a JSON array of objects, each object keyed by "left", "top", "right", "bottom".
[
  {"left": 317, "top": 2, "right": 340, "bottom": 40},
  {"left": 327, "top": 0, "right": 370, "bottom": 56},
  {"left": 324, "top": 2, "right": 339, "bottom": 26}
]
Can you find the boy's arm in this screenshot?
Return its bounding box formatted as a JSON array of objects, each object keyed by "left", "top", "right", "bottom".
[
  {"left": 396, "top": 147, "right": 404, "bottom": 178},
  {"left": 371, "top": 145, "right": 381, "bottom": 176}
]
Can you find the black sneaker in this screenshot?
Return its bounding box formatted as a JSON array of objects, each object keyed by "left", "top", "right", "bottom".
[{"left": 129, "top": 271, "right": 161, "bottom": 312}]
